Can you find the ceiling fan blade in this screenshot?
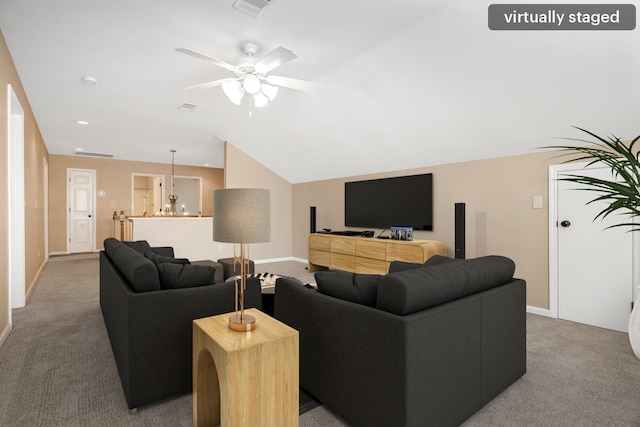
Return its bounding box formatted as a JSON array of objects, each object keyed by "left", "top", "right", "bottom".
[
  {"left": 184, "top": 78, "right": 237, "bottom": 90},
  {"left": 175, "top": 48, "right": 236, "bottom": 72},
  {"left": 255, "top": 46, "right": 297, "bottom": 74},
  {"left": 266, "top": 75, "right": 320, "bottom": 92}
]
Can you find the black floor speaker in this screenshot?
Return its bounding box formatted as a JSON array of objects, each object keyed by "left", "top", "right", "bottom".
[
  {"left": 455, "top": 203, "right": 465, "bottom": 259},
  {"left": 310, "top": 206, "right": 316, "bottom": 234}
]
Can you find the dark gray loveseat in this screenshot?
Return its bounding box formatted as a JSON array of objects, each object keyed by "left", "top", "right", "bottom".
[
  {"left": 275, "top": 255, "right": 526, "bottom": 427},
  {"left": 99, "top": 238, "right": 262, "bottom": 410}
]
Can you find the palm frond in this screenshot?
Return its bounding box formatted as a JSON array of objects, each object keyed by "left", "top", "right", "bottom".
[{"left": 542, "top": 127, "right": 640, "bottom": 231}]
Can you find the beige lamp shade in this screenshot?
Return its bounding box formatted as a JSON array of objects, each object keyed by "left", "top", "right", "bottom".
[{"left": 213, "top": 188, "right": 271, "bottom": 244}]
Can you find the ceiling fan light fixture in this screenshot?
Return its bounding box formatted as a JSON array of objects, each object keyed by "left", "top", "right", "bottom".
[
  {"left": 253, "top": 92, "right": 269, "bottom": 108},
  {"left": 177, "top": 43, "right": 317, "bottom": 114},
  {"left": 242, "top": 74, "right": 261, "bottom": 94},
  {"left": 222, "top": 80, "right": 244, "bottom": 105},
  {"left": 261, "top": 83, "right": 278, "bottom": 101}
]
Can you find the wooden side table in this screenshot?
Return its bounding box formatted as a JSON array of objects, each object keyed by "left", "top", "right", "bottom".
[{"left": 193, "top": 308, "right": 299, "bottom": 427}]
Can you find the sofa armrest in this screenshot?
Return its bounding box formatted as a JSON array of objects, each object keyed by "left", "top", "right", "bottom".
[
  {"left": 100, "top": 251, "right": 262, "bottom": 409},
  {"left": 125, "top": 276, "right": 262, "bottom": 406},
  {"left": 275, "top": 279, "right": 409, "bottom": 426},
  {"left": 125, "top": 282, "right": 236, "bottom": 407}
]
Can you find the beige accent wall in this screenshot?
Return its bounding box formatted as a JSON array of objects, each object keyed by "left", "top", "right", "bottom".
[
  {"left": 0, "top": 29, "right": 48, "bottom": 341},
  {"left": 223, "top": 142, "right": 293, "bottom": 260},
  {"left": 293, "top": 151, "right": 563, "bottom": 310},
  {"left": 48, "top": 155, "right": 223, "bottom": 253}
]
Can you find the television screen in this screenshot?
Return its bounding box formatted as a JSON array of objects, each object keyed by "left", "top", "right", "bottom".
[{"left": 345, "top": 173, "right": 433, "bottom": 231}]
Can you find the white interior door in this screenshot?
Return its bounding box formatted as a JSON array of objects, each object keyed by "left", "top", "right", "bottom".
[
  {"left": 556, "top": 166, "right": 633, "bottom": 332},
  {"left": 67, "top": 169, "right": 95, "bottom": 253}
]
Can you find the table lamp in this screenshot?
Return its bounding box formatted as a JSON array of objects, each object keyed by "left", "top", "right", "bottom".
[{"left": 213, "top": 188, "right": 271, "bottom": 331}]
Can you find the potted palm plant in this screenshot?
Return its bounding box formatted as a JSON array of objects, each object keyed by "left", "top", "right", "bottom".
[{"left": 545, "top": 126, "right": 640, "bottom": 358}]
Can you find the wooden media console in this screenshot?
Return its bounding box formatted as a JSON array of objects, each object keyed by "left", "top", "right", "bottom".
[{"left": 308, "top": 233, "right": 447, "bottom": 275}]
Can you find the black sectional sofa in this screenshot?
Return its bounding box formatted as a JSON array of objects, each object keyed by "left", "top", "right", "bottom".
[
  {"left": 99, "top": 238, "right": 262, "bottom": 410},
  {"left": 275, "top": 255, "right": 526, "bottom": 427}
]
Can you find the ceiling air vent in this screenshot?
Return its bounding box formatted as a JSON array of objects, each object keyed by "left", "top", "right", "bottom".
[
  {"left": 232, "top": 0, "right": 272, "bottom": 17},
  {"left": 73, "top": 150, "right": 115, "bottom": 159},
  {"left": 178, "top": 102, "right": 197, "bottom": 112}
]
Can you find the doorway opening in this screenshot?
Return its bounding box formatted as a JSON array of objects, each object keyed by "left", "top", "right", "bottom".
[
  {"left": 131, "top": 173, "right": 165, "bottom": 216},
  {"left": 8, "top": 85, "right": 25, "bottom": 313}
]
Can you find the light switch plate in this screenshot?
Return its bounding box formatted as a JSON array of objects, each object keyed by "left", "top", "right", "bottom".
[{"left": 533, "top": 195, "right": 543, "bottom": 209}]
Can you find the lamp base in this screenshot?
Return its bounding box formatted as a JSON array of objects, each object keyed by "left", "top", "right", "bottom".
[{"left": 228, "top": 313, "right": 256, "bottom": 332}]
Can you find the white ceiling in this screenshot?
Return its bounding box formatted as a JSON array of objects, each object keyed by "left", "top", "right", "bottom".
[{"left": 1, "top": 0, "right": 638, "bottom": 183}]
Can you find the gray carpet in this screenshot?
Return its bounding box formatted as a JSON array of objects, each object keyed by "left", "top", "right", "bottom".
[{"left": 1, "top": 255, "right": 640, "bottom": 426}]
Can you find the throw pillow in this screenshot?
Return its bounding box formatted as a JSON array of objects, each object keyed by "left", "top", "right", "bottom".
[
  {"left": 156, "top": 263, "right": 216, "bottom": 289},
  {"left": 144, "top": 251, "right": 190, "bottom": 266},
  {"left": 315, "top": 271, "right": 381, "bottom": 307},
  {"left": 315, "top": 271, "right": 356, "bottom": 302},
  {"left": 122, "top": 240, "right": 152, "bottom": 255},
  {"left": 353, "top": 274, "right": 381, "bottom": 307}
]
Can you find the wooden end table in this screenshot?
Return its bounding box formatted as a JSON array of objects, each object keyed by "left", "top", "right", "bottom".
[{"left": 193, "top": 308, "right": 299, "bottom": 427}]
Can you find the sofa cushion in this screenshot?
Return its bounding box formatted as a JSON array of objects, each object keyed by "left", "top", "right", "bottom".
[
  {"left": 388, "top": 260, "right": 422, "bottom": 273},
  {"left": 104, "top": 238, "right": 161, "bottom": 292},
  {"left": 144, "top": 251, "right": 190, "bottom": 266},
  {"left": 277, "top": 276, "right": 306, "bottom": 287},
  {"left": 377, "top": 255, "right": 516, "bottom": 315},
  {"left": 388, "top": 255, "right": 457, "bottom": 273},
  {"left": 156, "top": 263, "right": 216, "bottom": 289},
  {"left": 424, "top": 255, "right": 459, "bottom": 266},
  {"left": 315, "top": 271, "right": 381, "bottom": 307},
  {"left": 122, "top": 240, "right": 152, "bottom": 255}
]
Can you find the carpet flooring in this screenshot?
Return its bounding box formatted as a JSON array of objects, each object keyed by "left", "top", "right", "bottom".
[{"left": 2, "top": 255, "right": 640, "bottom": 426}]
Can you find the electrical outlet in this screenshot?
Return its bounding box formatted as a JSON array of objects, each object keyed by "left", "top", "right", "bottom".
[{"left": 218, "top": 245, "right": 224, "bottom": 252}]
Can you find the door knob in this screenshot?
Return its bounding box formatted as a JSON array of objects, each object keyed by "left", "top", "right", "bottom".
[
  {"left": 88, "top": 214, "right": 92, "bottom": 218},
  {"left": 560, "top": 220, "right": 570, "bottom": 228}
]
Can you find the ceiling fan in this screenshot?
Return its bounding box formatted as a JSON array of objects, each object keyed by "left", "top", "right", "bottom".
[{"left": 176, "top": 43, "right": 319, "bottom": 110}]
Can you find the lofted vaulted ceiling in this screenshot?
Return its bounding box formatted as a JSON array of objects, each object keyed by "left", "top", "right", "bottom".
[{"left": 1, "top": 0, "right": 638, "bottom": 183}]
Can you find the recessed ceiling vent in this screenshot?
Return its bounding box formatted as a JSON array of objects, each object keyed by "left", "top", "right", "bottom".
[
  {"left": 178, "top": 102, "right": 197, "bottom": 111},
  {"left": 232, "top": 0, "right": 272, "bottom": 17},
  {"left": 73, "top": 150, "right": 115, "bottom": 159}
]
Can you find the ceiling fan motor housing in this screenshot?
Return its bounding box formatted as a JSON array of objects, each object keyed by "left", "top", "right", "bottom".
[{"left": 235, "top": 59, "right": 260, "bottom": 77}]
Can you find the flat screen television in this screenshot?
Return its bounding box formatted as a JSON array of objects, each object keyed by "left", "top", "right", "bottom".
[{"left": 345, "top": 173, "right": 433, "bottom": 231}]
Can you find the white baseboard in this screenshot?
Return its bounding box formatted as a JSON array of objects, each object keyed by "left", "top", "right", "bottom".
[
  {"left": 255, "top": 256, "right": 297, "bottom": 264},
  {"left": 527, "top": 305, "right": 552, "bottom": 317},
  {"left": 0, "top": 322, "right": 11, "bottom": 349},
  {"left": 49, "top": 251, "right": 68, "bottom": 256},
  {"left": 254, "top": 257, "right": 309, "bottom": 265}
]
